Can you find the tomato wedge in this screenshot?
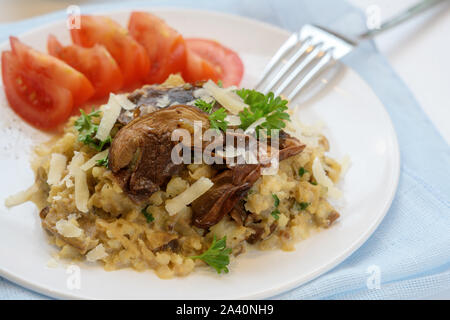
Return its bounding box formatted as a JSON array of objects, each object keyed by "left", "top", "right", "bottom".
[
  {"left": 47, "top": 35, "right": 123, "bottom": 99},
  {"left": 71, "top": 15, "right": 150, "bottom": 87},
  {"left": 2, "top": 51, "right": 73, "bottom": 130},
  {"left": 185, "top": 38, "right": 244, "bottom": 87},
  {"left": 9, "top": 37, "right": 95, "bottom": 107},
  {"left": 183, "top": 50, "right": 220, "bottom": 84},
  {"left": 128, "top": 11, "right": 186, "bottom": 84}
]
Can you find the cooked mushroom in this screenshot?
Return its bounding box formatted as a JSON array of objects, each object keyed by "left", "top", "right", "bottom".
[
  {"left": 278, "top": 131, "right": 306, "bottom": 161},
  {"left": 118, "top": 83, "right": 204, "bottom": 124},
  {"left": 191, "top": 164, "right": 261, "bottom": 228},
  {"left": 109, "top": 105, "right": 210, "bottom": 202},
  {"left": 229, "top": 201, "right": 247, "bottom": 226},
  {"left": 191, "top": 132, "right": 305, "bottom": 229},
  {"left": 110, "top": 96, "right": 306, "bottom": 226}
]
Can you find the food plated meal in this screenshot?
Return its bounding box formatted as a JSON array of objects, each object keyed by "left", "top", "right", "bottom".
[{"left": 3, "top": 12, "right": 346, "bottom": 278}]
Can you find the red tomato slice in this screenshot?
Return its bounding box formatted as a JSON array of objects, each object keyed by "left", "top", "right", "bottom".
[
  {"left": 2, "top": 51, "right": 73, "bottom": 130},
  {"left": 48, "top": 35, "right": 123, "bottom": 99},
  {"left": 9, "top": 37, "right": 94, "bottom": 107},
  {"left": 185, "top": 38, "right": 244, "bottom": 87},
  {"left": 71, "top": 15, "right": 150, "bottom": 87},
  {"left": 183, "top": 50, "right": 220, "bottom": 84},
  {"left": 128, "top": 11, "right": 186, "bottom": 84}
]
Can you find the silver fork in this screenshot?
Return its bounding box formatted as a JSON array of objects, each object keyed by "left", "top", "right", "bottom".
[{"left": 255, "top": 0, "right": 447, "bottom": 101}]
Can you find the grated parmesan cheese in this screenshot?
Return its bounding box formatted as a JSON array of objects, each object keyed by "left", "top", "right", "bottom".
[
  {"left": 80, "top": 149, "right": 109, "bottom": 171},
  {"left": 55, "top": 216, "right": 83, "bottom": 238},
  {"left": 86, "top": 244, "right": 108, "bottom": 262},
  {"left": 114, "top": 94, "right": 137, "bottom": 110},
  {"left": 193, "top": 88, "right": 214, "bottom": 104},
  {"left": 339, "top": 155, "right": 351, "bottom": 176},
  {"left": 46, "top": 258, "right": 59, "bottom": 268},
  {"left": 225, "top": 115, "right": 241, "bottom": 126},
  {"left": 312, "top": 157, "right": 342, "bottom": 199},
  {"left": 69, "top": 152, "right": 89, "bottom": 213},
  {"left": 203, "top": 80, "right": 248, "bottom": 114},
  {"left": 59, "top": 174, "right": 74, "bottom": 188},
  {"left": 47, "top": 153, "right": 67, "bottom": 185},
  {"left": 95, "top": 93, "right": 122, "bottom": 142},
  {"left": 156, "top": 95, "right": 171, "bottom": 108},
  {"left": 4, "top": 183, "right": 38, "bottom": 207},
  {"left": 165, "top": 177, "right": 214, "bottom": 216},
  {"left": 244, "top": 117, "right": 266, "bottom": 135}
]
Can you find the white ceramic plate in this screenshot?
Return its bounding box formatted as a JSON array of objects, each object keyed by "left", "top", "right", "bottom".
[{"left": 0, "top": 8, "right": 400, "bottom": 299}]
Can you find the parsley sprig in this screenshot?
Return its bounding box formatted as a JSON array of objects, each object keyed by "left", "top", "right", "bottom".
[
  {"left": 236, "top": 89, "right": 290, "bottom": 134},
  {"left": 194, "top": 99, "right": 229, "bottom": 132},
  {"left": 195, "top": 99, "right": 214, "bottom": 114},
  {"left": 209, "top": 108, "right": 229, "bottom": 132},
  {"left": 195, "top": 88, "right": 289, "bottom": 134},
  {"left": 190, "top": 235, "right": 232, "bottom": 274},
  {"left": 96, "top": 154, "right": 109, "bottom": 168},
  {"left": 74, "top": 109, "right": 111, "bottom": 151}
]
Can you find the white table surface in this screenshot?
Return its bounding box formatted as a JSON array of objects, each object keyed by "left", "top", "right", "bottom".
[{"left": 0, "top": 0, "right": 448, "bottom": 300}]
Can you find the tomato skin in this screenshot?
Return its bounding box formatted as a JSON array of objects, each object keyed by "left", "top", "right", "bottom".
[
  {"left": 47, "top": 35, "right": 123, "bottom": 99},
  {"left": 183, "top": 49, "right": 220, "bottom": 84},
  {"left": 128, "top": 11, "right": 187, "bottom": 84},
  {"left": 71, "top": 15, "right": 150, "bottom": 87},
  {"left": 185, "top": 38, "right": 244, "bottom": 87},
  {"left": 2, "top": 51, "right": 73, "bottom": 130},
  {"left": 9, "top": 37, "right": 94, "bottom": 107}
]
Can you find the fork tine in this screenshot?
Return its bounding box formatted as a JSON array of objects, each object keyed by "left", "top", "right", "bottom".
[
  {"left": 274, "top": 42, "right": 323, "bottom": 97},
  {"left": 261, "top": 37, "right": 313, "bottom": 94},
  {"left": 254, "top": 33, "right": 299, "bottom": 90},
  {"left": 286, "top": 49, "right": 334, "bottom": 100}
]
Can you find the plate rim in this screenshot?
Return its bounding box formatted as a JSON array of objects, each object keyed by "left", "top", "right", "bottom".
[{"left": 0, "top": 7, "right": 401, "bottom": 300}]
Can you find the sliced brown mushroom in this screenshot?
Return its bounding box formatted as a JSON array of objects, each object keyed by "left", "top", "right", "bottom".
[
  {"left": 110, "top": 96, "right": 306, "bottom": 227},
  {"left": 191, "top": 166, "right": 258, "bottom": 228},
  {"left": 119, "top": 83, "right": 204, "bottom": 124},
  {"left": 278, "top": 131, "right": 306, "bottom": 161},
  {"left": 229, "top": 201, "right": 247, "bottom": 226},
  {"left": 109, "top": 105, "right": 210, "bottom": 202},
  {"left": 191, "top": 132, "right": 305, "bottom": 229}
]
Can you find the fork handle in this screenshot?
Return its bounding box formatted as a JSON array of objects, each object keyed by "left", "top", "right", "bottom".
[{"left": 359, "top": 0, "right": 447, "bottom": 39}]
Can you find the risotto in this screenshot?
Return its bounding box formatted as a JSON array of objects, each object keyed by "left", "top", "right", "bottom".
[{"left": 6, "top": 75, "right": 344, "bottom": 278}]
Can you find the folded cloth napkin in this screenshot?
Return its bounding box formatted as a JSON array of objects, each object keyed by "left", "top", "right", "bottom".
[{"left": 0, "top": 0, "right": 448, "bottom": 300}]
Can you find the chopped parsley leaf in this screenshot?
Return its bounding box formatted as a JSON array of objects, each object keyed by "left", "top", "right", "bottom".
[
  {"left": 272, "top": 193, "right": 280, "bottom": 207},
  {"left": 195, "top": 99, "right": 214, "bottom": 114},
  {"left": 295, "top": 202, "right": 310, "bottom": 211},
  {"left": 74, "top": 109, "right": 111, "bottom": 151},
  {"left": 236, "top": 89, "right": 290, "bottom": 135},
  {"left": 271, "top": 209, "right": 280, "bottom": 220},
  {"left": 299, "top": 167, "right": 308, "bottom": 177},
  {"left": 96, "top": 154, "right": 109, "bottom": 168},
  {"left": 141, "top": 206, "right": 154, "bottom": 223},
  {"left": 209, "top": 107, "right": 229, "bottom": 132},
  {"left": 190, "top": 235, "right": 232, "bottom": 274}
]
